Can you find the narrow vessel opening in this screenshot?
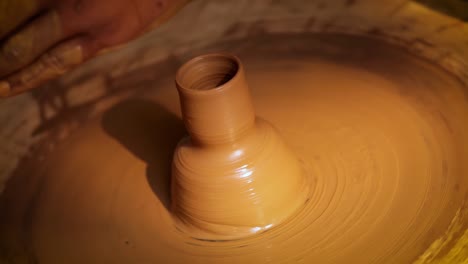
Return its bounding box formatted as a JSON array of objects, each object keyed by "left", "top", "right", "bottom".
[{"left": 177, "top": 54, "right": 239, "bottom": 91}]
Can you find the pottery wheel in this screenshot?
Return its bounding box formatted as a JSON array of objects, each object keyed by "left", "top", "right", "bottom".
[{"left": 0, "top": 34, "right": 467, "bottom": 263}]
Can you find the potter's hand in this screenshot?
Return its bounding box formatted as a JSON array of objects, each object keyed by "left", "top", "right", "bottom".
[{"left": 0, "top": 0, "right": 188, "bottom": 97}]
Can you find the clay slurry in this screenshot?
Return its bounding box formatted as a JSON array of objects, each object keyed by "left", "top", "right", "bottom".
[{"left": 0, "top": 35, "right": 466, "bottom": 263}]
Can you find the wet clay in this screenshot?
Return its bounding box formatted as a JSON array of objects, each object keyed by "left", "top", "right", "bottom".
[
  {"left": 0, "top": 34, "right": 467, "bottom": 263},
  {"left": 172, "top": 54, "right": 309, "bottom": 239}
]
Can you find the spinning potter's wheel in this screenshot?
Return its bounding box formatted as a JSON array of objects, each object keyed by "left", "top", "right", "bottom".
[{"left": 0, "top": 33, "right": 467, "bottom": 263}]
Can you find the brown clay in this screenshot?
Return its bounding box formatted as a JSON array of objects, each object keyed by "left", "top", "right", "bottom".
[
  {"left": 0, "top": 34, "right": 466, "bottom": 263},
  {"left": 172, "top": 54, "right": 309, "bottom": 239}
]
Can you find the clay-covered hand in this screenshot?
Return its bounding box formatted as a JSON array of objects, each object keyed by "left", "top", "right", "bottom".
[{"left": 0, "top": 0, "right": 188, "bottom": 97}]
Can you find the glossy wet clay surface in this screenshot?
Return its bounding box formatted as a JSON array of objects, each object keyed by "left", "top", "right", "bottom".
[{"left": 0, "top": 34, "right": 467, "bottom": 263}]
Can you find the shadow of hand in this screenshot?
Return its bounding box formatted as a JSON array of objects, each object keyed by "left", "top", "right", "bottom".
[{"left": 102, "top": 99, "right": 185, "bottom": 211}]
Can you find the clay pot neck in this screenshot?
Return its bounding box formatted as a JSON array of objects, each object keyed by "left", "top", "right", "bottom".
[{"left": 175, "top": 54, "right": 255, "bottom": 145}]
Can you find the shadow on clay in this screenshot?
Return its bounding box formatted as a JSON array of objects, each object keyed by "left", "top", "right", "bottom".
[{"left": 101, "top": 99, "right": 186, "bottom": 211}]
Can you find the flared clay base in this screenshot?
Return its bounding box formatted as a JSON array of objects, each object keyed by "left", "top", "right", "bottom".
[{"left": 0, "top": 34, "right": 467, "bottom": 263}]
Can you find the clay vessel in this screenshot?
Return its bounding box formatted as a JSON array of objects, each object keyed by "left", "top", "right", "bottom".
[{"left": 172, "top": 53, "right": 310, "bottom": 240}]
